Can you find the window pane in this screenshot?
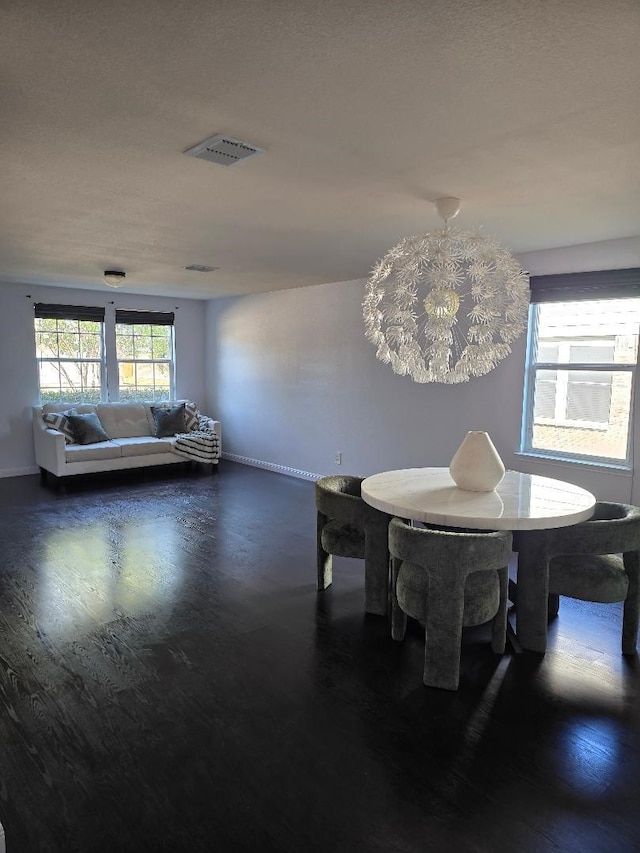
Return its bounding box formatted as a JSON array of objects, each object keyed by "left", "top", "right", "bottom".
[
  {"left": 57, "top": 319, "right": 78, "bottom": 335},
  {"left": 135, "top": 363, "right": 155, "bottom": 387},
  {"left": 115, "top": 328, "right": 135, "bottom": 359},
  {"left": 152, "top": 330, "right": 171, "bottom": 359},
  {"left": 531, "top": 370, "right": 632, "bottom": 460},
  {"left": 568, "top": 344, "right": 615, "bottom": 364},
  {"left": 154, "top": 362, "right": 170, "bottom": 386},
  {"left": 35, "top": 331, "right": 59, "bottom": 359},
  {"left": 533, "top": 370, "right": 557, "bottom": 419},
  {"left": 566, "top": 371, "right": 612, "bottom": 422},
  {"left": 538, "top": 343, "right": 559, "bottom": 363},
  {"left": 79, "top": 333, "right": 101, "bottom": 359},
  {"left": 135, "top": 335, "right": 153, "bottom": 360},
  {"left": 119, "top": 362, "right": 136, "bottom": 388}
]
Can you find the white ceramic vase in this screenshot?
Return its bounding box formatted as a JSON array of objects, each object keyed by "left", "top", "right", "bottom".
[{"left": 449, "top": 431, "right": 505, "bottom": 492}]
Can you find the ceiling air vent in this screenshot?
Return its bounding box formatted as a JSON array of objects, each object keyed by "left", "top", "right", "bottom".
[
  {"left": 184, "top": 134, "right": 263, "bottom": 166},
  {"left": 185, "top": 264, "right": 219, "bottom": 272}
]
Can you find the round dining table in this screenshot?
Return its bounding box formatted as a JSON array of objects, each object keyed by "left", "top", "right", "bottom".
[{"left": 361, "top": 467, "right": 596, "bottom": 653}]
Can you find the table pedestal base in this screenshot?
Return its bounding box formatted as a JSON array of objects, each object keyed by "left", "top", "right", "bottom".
[{"left": 513, "top": 530, "right": 552, "bottom": 654}]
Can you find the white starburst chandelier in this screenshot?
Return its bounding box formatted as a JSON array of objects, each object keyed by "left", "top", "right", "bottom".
[{"left": 362, "top": 198, "right": 530, "bottom": 383}]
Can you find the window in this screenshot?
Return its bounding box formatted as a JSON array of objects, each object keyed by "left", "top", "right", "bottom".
[
  {"left": 34, "top": 303, "right": 105, "bottom": 403},
  {"left": 115, "top": 310, "right": 175, "bottom": 401},
  {"left": 34, "top": 304, "right": 177, "bottom": 405},
  {"left": 521, "top": 269, "right": 640, "bottom": 466}
]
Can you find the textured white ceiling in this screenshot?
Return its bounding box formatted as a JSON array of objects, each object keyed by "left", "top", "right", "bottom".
[{"left": 1, "top": 0, "right": 639, "bottom": 299}]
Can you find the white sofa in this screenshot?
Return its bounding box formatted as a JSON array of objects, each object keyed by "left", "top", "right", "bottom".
[{"left": 33, "top": 400, "right": 221, "bottom": 479}]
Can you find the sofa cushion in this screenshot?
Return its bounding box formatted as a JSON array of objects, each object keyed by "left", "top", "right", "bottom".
[
  {"left": 96, "top": 402, "right": 152, "bottom": 439},
  {"left": 67, "top": 412, "right": 110, "bottom": 445},
  {"left": 111, "top": 436, "right": 175, "bottom": 457},
  {"left": 65, "top": 441, "right": 122, "bottom": 462},
  {"left": 42, "top": 409, "right": 77, "bottom": 443},
  {"left": 151, "top": 403, "right": 186, "bottom": 437}
]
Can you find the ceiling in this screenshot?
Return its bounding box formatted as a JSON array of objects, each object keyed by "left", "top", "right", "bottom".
[{"left": 2, "top": 0, "right": 639, "bottom": 300}]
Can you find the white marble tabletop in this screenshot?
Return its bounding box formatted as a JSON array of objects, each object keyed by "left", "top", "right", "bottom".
[{"left": 361, "top": 468, "right": 596, "bottom": 531}]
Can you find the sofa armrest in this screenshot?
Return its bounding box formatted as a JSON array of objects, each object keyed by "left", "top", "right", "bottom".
[
  {"left": 32, "top": 409, "right": 67, "bottom": 475},
  {"left": 200, "top": 417, "right": 221, "bottom": 443},
  {"left": 199, "top": 416, "right": 222, "bottom": 459}
]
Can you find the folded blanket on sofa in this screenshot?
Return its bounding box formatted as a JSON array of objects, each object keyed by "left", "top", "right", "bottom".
[{"left": 173, "top": 430, "right": 221, "bottom": 463}]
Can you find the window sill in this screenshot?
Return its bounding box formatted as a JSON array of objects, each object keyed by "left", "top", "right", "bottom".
[{"left": 515, "top": 450, "right": 632, "bottom": 476}]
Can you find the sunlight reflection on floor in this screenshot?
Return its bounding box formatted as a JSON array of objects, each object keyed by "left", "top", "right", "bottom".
[{"left": 39, "top": 520, "right": 184, "bottom": 636}]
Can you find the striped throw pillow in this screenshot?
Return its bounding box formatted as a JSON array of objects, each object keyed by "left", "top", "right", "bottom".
[
  {"left": 42, "top": 409, "right": 77, "bottom": 443},
  {"left": 185, "top": 401, "right": 200, "bottom": 432}
]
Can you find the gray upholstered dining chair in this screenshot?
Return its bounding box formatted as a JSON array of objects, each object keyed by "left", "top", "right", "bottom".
[
  {"left": 315, "top": 475, "right": 366, "bottom": 591},
  {"left": 544, "top": 502, "right": 640, "bottom": 655},
  {"left": 388, "top": 518, "right": 512, "bottom": 690}
]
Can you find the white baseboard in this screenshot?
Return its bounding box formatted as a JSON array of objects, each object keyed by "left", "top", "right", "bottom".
[
  {"left": 222, "top": 452, "right": 322, "bottom": 482},
  {"left": 0, "top": 465, "right": 39, "bottom": 479}
]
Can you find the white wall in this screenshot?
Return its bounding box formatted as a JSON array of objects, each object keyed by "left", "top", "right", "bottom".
[
  {"left": 205, "top": 241, "right": 640, "bottom": 505},
  {"left": 0, "top": 282, "right": 207, "bottom": 477}
]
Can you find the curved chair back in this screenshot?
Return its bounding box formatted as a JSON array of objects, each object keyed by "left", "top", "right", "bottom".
[
  {"left": 315, "top": 475, "right": 365, "bottom": 528},
  {"left": 388, "top": 518, "right": 512, "bottom": 690},
  {"left": 544, "top": 502, "right": 640, "bottom": 556},
  {"left": 543, "top": 501, "right": 640, "bottom": 655},
  {"left": 389, "top": 518, "right": 512, "bottom": 578},
  {"left": 315, "top": 475, "right": 366, "bottom": 592}
]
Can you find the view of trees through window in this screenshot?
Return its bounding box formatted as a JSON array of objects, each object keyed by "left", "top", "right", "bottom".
[
  {"left": 116, "top": 323, "right": 173, "bottom": 401},
  {"left": 35, "top": 318, "right": 103, "bottom": 403},
  {"left": 35, "top": 305, "right": 175, "bottom": 404}
]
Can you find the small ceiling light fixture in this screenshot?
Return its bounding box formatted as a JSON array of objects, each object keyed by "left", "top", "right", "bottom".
[
  {"left": 363, "top": 197, "right": 530, "bottom": 383},
  {"left": 103, "top": 270, "right": 126, "bottom": 288}
]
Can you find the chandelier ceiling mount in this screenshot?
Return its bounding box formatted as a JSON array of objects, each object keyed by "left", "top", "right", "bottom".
[{"left": 434, "top": 196, "right": 461, "bottom": 222}]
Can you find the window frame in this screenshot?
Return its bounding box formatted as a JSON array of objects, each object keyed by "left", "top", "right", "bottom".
[
  {"left": 115, "top": 309, "right": 176, "bottom": 402},
  {"left": 520, "top": 269, "right": 640, "bottom": 469},
  {"left": 34, "top": 304, "right": 107, "bottom": 405}
]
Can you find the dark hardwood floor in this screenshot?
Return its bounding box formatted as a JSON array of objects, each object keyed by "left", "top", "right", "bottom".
[{"left": 0, "top": 462, "right": 638, "bottom": 852}]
